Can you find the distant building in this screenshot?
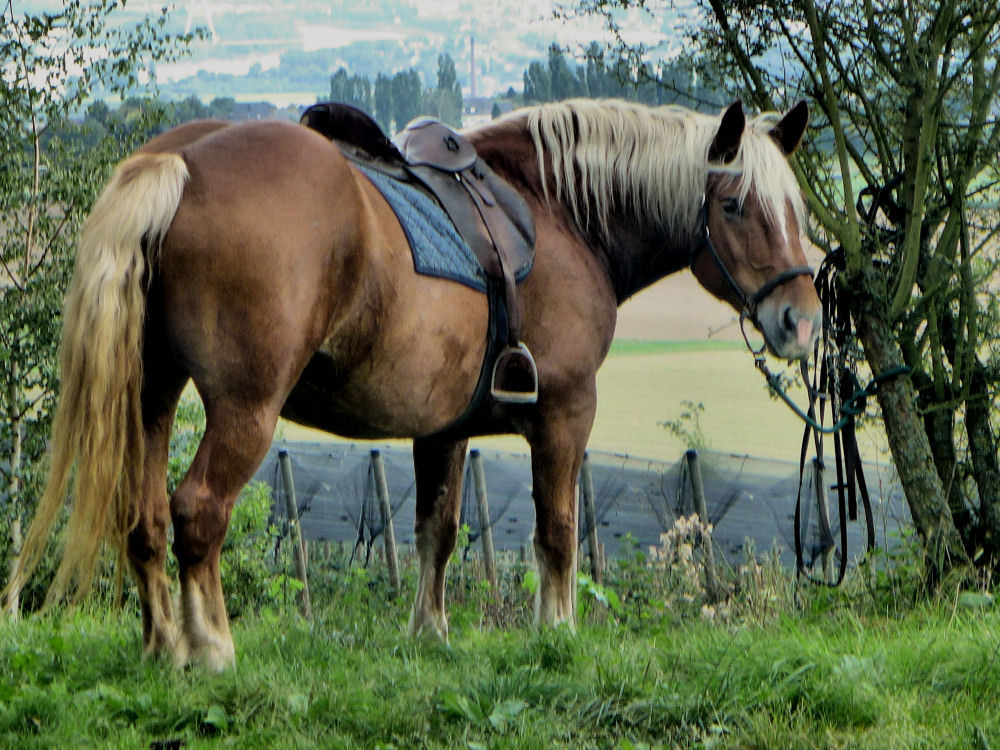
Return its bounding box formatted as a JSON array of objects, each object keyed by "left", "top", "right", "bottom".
[
  {"left": 230, "top": 101, "right": 278, "bottom": 121},
  {"left": 463, "top": 97, "right": 515, "bottom": 127}
]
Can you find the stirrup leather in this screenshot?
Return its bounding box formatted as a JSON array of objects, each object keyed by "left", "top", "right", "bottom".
[{"left": 490, "top": 342, "right": 538, "bottom": 404}]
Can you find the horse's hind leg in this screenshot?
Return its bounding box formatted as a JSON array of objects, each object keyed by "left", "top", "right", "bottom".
[
  {"left": 169, "top": 397, "right": 281, "bottom": 670},
  {"left": 127, "top": 356, "right": 187, "bottom": 658},
  {"left": 409, "top": 436, "right": 469, "bottom": 640}
]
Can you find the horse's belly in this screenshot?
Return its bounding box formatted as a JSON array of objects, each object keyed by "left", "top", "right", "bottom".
[{"left": 280, "top": 332, "right": 484, "bottom": 440}]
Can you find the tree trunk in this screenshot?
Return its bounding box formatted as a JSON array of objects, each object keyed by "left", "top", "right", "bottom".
[
  {"left": 4, "top": 372, "right": 23, "bottom": 618},
  {"left": 920, "top": 400, "right": 974, "bottom": 551},
  {"left": 965, "top": 363, "right": 1000, "bottom": 562},
  {"left": 854, "top": 281, "right": 969, "bottom": 578}
]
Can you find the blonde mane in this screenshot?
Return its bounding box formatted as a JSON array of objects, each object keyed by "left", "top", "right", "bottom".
[{"left": 516, "top": 98, "right": 804, "bottom": 241}]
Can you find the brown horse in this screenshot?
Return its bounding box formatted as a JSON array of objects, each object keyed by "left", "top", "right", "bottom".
[{"left": 7, "top": 98, "right": 821, "bottom": 669}]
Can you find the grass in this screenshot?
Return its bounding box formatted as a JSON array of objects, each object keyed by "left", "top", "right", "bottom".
[
  {"left": 3, "top": 543, "right": 1000, "bottom": 749},
  {"left": 608, "top": 339, "right": 747, "bottom": 357}
]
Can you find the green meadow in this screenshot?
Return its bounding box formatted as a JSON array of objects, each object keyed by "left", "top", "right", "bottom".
[{"left": 2, "top": 544, "right": 997, "bottom": 749}]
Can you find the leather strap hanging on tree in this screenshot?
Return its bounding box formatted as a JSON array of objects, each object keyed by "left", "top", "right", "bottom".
[
  {"left": 794, "top": 247, "right": 877, "bottom": 585},
  {"left": 793, "top": 174, "right": 910, "bottom": 584}
]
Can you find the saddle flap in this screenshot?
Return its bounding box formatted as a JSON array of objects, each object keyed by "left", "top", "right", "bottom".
[{"left": 392, "top": 118, "right": 477, "bottom": 172}]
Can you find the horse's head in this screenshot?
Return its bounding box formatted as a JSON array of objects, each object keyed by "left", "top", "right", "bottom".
[{"left": 690, "top": 101, "right": 822, "bottom": 361}]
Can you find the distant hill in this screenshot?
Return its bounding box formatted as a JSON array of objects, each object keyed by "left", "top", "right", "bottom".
[{"left": 90, "top": 0, "right": 685, "bottom": 105}]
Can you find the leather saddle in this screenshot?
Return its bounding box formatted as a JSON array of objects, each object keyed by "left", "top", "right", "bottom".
[{"left": 301, "top": 102, "right": 539, "bottom": 405}]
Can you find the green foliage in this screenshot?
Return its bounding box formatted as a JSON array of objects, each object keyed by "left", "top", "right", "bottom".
[
  {"left": 430, "top": 54, "right": 462, "bottom": 128},
  {"left": 330, "top": 67, "right": 373, "bottom": 111},
  {"left": 390, "top": 68, "right": 423, "bottom": 131},
  {"left": 521, "top": 568, "right": 539, "bottom": 596},
  {"left": 220, "top": 481, "right": 290, "bottom": 618},
  {"left": 374, "top": 72, "right": 393, "bottom": 132},
  {"left": 576, "top": 572, "right": 622, "bottom": 621},
  {"left": 167, "top": 394, "right": 206, "bottom": 495},
  {"left": 523, "top": 38, "right": 720, "bottom": 106},
  {"left": 660, "top": 399, "right": 710, "bottom": 451},
  {"left": 0, "top": 0, "right": 194, "bottom": 607},
  {"left": 451, "top": 523, "right": 471, "bottom": 567}
]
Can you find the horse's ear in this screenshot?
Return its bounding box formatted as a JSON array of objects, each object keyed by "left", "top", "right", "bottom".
[
  {"left": 708, "top": 101, "right": 745, "bottom": 164},
  {"left": 769, "top": 100, "right": 809, "bottom": 155}
]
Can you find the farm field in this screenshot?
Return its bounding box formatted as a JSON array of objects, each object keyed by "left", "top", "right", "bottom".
[{"left": 2, "top": 560, "right": 998, "bottom": 749}]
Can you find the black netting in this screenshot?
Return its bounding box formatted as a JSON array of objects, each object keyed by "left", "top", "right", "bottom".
[{"left": 255, "top": 442, "right": 910, "bottom": 569}]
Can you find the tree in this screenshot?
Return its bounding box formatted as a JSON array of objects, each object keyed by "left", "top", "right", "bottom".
[
  {"left": 391, "top": 68, "right": 423, "bottom": 132},
  {"left": 1, "top": 0, "right": 193, "bottom": 613},
  {"left": 580, "top": 42, "right": 618, "bottom": 99},
  {"left": 578, "top": 0, "right": 1000, "bottom": 578},
  {"left": 547, "top": 44, "right": 585, "bottom": 101},
  {"left": 329, "top": 67, "right": 373, "bottom": 112},
  {"left": 206, "top": 96, "right": 236, "bottom": 120},
  {"left": 431, "top": 54, "right": 463, "bottom": 128},
  {"left": 523, "top": 61, "right": 552, "bottom": 103},
  {"left": 171, "top": 94, "right": 208, "bottom": 124},
  {"left": 374, "top": 72, "right": 394, "bottom": 132}
]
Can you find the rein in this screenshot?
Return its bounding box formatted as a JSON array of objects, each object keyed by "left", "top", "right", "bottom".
[
  {"left": 688, "top": 193, "right": 911, "bottom": 585},
  {"left": 795, "top": 249, "right": 910, "bottom": 585}
]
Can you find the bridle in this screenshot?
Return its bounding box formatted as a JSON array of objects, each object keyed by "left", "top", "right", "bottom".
[
  {"left": 688, "top": 188, "right": 912, "bottom": 587},
  {"left": 688, "top": 195, "right": 814, "bottom": 355}
]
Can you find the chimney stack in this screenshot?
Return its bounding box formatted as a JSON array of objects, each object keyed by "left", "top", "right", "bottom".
[{"left": 470, "top": 36, "right": 476, "bottom": 100}]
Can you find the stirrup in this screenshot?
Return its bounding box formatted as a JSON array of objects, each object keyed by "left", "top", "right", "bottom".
[{"left": 490, "top": 342, "right": 538, "bottom": 404}]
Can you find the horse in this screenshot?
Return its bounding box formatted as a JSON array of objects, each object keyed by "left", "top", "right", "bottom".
[{"left": 6, "top": 98, "right": 822, "bottom": 669}]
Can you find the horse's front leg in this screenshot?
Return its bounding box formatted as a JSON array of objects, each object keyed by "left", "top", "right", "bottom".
[
  {"left": 527, "top": 397, "right": 597, "bottom": 627},
  {"left": 409, "top": 435, "right": 469, "bottom": 640}
]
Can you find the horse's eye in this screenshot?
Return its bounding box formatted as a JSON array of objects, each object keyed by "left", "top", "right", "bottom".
[{"left": 720, "top": 197, "right": 742, "bottom": 218}]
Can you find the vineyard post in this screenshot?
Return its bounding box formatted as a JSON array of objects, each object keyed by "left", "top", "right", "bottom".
[
  {"left": 370, "top": 449, "right": 401, "bottom": 593},
  {"left": 469, "top": 449, "right": 498, "bottom": 587},
  {"left": 685, "top": 449, "right": 720, "bottom": 601},
  {"left": 278, "top": 449, "right": 312, "bottom": 620},
  {"left": 813, "top": 458, "right": 834, "bottom": 583},
  {"left": 580, "top": 452, "right": 602, "bottom": 584}
]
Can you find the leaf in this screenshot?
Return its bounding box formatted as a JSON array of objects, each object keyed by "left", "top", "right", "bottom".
[
  {"left": 203, "top": 704, "right": 230, "bottom": 732},
  {"left": 438, "top": 690, "right": 485, "bottom": 724},
  {"left": 522, "top": 569, "right": 539, "bottom": 596},
  {"left": 287, "top": 692, "right": 310, "bottom": 715},
  {"left": 488, "top": 699, "right": 526, "bottom": 731},
  {"left": 605, "top": 588, "right": 623, "bottom": 615},
  {"left": 958, "top": 591, "right": 994, "bottom": 610}
]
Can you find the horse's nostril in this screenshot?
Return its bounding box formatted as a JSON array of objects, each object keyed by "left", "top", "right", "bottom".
[{"left": 783, "top": 306, "right": 796, "bottom": 332}]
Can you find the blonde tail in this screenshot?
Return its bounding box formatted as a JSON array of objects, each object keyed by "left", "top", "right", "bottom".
[{"left": 4, "top": 152, "right": 189, "bottom": 608}]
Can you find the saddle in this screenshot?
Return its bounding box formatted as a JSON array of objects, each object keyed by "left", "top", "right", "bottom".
[{"left": 301, "top": 102, "right": 538, "bottom": 405}]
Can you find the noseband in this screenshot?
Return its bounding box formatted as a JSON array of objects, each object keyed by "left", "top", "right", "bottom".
[{"left": 688, "top": 197, "right": 813, "bottom": 352}]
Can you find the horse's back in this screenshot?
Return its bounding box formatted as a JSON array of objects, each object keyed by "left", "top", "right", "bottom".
[{"left": 139, "top": 118, "right": 233, "bottom": 154}]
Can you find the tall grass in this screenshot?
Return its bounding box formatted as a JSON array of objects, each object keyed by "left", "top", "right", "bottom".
[{"left": 3, "top": 515, "right": 1000, "bottom": 749}]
